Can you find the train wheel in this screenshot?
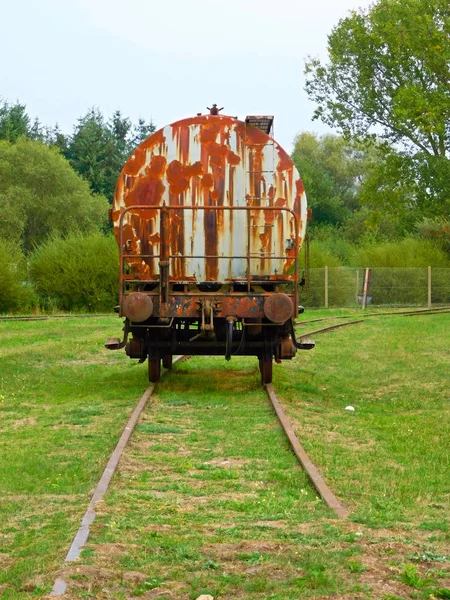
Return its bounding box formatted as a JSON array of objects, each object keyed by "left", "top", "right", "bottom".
[
  {"left": 162, "top": 354, "right": 173, "bottom": 370},
  {"left": 259, "top": 357, "right": 273, "bottom": 384},
  {"left": 148, "top": 358, "right": 161, "bottom": 382}
]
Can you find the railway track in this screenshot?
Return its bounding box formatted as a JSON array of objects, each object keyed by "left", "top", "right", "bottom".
[
  {"left": 50, "top": 356, "right": 349, "bottom": 596},
  {"left": 0, "top": 314, "right": 113, "bottom": 322},
  {"left": 296, "top": 305, "right": 450, "bottom": 327},
  {"left": 295, "top": 305, "right": 450, "bottom": 339}
]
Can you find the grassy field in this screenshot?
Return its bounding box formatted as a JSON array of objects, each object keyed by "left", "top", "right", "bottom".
[{"left": 0, "top": 311, "right": 449, "bottom": 599}]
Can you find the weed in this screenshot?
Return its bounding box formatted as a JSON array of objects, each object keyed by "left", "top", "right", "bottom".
[
  {"left": 408, "top": 551, "right": 448, "bottom": 562},
  {"left": 400, "top": 563, "right": 433, "bottom": 588},
  {"left": 347, "top": 560, "right": 366, "bottom": 573},
  {"left": 133, "top": 577, "right": 164, "bottom": 595}
]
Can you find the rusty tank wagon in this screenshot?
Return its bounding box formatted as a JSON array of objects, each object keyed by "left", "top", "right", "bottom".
[{"left": 106, "top": 108, "right": 313, "bottom": 383}]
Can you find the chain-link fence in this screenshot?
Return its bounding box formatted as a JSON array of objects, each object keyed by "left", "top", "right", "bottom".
[{"left": 301, "top": 267, "right": 450, "bottom": 308}]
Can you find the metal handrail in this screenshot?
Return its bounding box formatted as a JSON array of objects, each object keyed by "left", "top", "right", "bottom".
[{"left": 118, "top": 204, "right": 300, "bottom": 305}]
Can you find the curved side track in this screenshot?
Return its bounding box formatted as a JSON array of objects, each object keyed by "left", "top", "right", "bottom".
[
  {"left": 296, "top": 307, "right": 450, "bottom": 340},
  {"left": 50, "top": 356, "right": 185, "bottom": 597},
  {"left": 296, "top": 306, "right": 450, "bottom": 326},
  {"left": 0, "top": 314, "right": 113, "bottom": 322},
  {"left": 265, "top": 384, "right": 349, "bottom": 519},
  {"left": 299, "top": 319, "right": 364, "bottom": 339}
]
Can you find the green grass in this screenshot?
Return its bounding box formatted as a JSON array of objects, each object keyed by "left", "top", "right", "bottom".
[
  {"left": 0, "top": 317, "right": 149, "bottom": 598},
  {"left": 0, "top": 311, "right": 449, "bottom": 598}
]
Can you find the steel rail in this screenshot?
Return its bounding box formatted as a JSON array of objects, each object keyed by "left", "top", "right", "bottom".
[
  {"left": 49, "top": 356, "right": 186, "bottom": 597},
  {"left": 296, "top": 305, "right": 450, "bottom": 326},
  {"left": 0, "top": 314, "right": 113, "bottom": 322},
  {"left": 0, "top": 316, "right": 49, "bottom": 322},
  {"left": 265, "top": 384, "right": 349, "bottom": 519},
  {"left": 298, "top": 319, "right": 365, "bottom": 339},
  {"left": 403, "top": 308, "right": 450, "bottom": 317}
]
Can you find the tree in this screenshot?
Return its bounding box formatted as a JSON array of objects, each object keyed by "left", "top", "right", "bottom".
[
  {"left": 0, "top": 101, "right": 30, "bottom": 142},
  {"left": 130, "top": 118, "right": 156, "bottom": 150},
  {"left": 304, "top": 0, "right": 450, "bottom": 218},
  {"left": 65, "top": 108, "right": 117, "bottom": 199},
  {"left": 305, "top": 0, "right": 450, "bottom": 155},
  {"left": 65, "top": 108, "right": 155, "bottom": 202},
  {"left": 0, "top": 138, "right": 109, "bottom": 251},
  {"left": 291, "top": 132, "right": 368, "bottom": 226}
]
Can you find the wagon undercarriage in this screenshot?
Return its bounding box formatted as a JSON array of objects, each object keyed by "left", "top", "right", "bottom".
[{"left": 107, "top": 312, "right": 311, "bottom": 384}]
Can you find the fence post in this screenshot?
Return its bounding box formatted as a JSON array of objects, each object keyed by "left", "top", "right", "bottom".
[
  {"left": 324, "top": 266, "right": 329, "bottom": 309},
  {"left": 362, "top": 268, "right": 370, "bottom": 310},
  {"left": 428, "top": 266, "right": 432, "bottom": 308}
]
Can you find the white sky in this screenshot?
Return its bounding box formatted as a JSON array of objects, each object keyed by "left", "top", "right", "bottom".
[{"left": 1, "top": 0, "right": 373, "bottom": 152}]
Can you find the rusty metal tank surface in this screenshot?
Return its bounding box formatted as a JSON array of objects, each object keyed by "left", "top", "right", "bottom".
[{"left": 113, "top": 114, "right": 307, "bottom": 283}]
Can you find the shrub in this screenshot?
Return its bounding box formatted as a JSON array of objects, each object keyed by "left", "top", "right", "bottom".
[
  {"left": 0, "top": 239, "right": 37, "bottom": 313},
  {"left": 0, "top": 138, "right": 109, "bottom": 251},
  {"left": 29, "top": 233, "right": 119, "bottom": 312},
  {"left": 300, "top": 241, "right": 358, "bottom": 307},
  {"left": 352, "top": 239, "right": 450, "bottom": 306},
  {"left": 352, "top": 238, "right": 450, "bottom": 268}
]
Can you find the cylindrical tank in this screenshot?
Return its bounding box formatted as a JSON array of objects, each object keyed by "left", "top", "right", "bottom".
[{"left": 113, "top": 114, "right": 306, "bottom": 283}]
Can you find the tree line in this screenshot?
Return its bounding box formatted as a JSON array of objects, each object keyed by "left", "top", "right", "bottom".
[{"left": 0, "top": 101, "right": 154, "bottom": 203}]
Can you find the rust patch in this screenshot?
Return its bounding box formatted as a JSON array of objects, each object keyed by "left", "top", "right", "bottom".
[{"left": 166, "top": 160, "right": 202, "bottom": 195}]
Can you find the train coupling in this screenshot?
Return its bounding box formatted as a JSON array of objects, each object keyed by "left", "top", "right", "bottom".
[
  {"left": 105, "top": 337, "right": 126, "bottom": 350},
  {"left": 296, "top": 337, "right": 315, "bottom": 350},
  {"left": 105, "top": 321, "right": 130, "bottom": 350}
]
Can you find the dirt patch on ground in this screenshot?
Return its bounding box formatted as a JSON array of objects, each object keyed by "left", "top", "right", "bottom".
[
  {"left": 386, "top": 459, "right": 406, "bottom": 472},
  {"left": 205, "top": 457, "right": 252, "bottom": 468},
  {"left": 135, "top": 581, "right": 190, "bottom": 599},
  {"left": 52, "top": 564, "right": 119, "bottom": 598},
  {"left": 250, "top": 520, "right": 287, "bottom": 529},
  {"left": 358, "top": 553, "right": 413, "bottom": 598},
  {"left": 201, "top": 540, "right": 287, "bottom": 561},
  {"left": 0, "top": 553, "right": 13, "bottom": 569},
  {"left": 3, "top": 493, "right": 82, "bottom": 502},
  {"left": 90, "top": 542, "right": 133, "bottom": 561},
  {"left": 189, "top": 492, "right": 258, "bottom": 503},
  {"left": 324, "top": 430, "right": 376, "bottom": 451},
  {"left": 145, "top": 523, "right": 175, "bottom": 533},
  {"left": 12, "top": 417, "right": 37, "bottom": 428}
]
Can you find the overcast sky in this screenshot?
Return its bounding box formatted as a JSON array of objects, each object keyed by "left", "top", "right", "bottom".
[{"left": 2, "top": 0, "right": 373, "bottom": 152}]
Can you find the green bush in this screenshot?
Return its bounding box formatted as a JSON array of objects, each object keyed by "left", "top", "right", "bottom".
[
  {"left": 308, "top": 225, "right": 358, "bottom": 264},
  {"left": 298, "top": 237, "right": 450, "bottom": 307},
  {"left": 0, "top": 239, "right": 37, "bottom": 313},
  {"left": 351, "top": 239, "right": 450, "bottom": 306},
  {"left": 352, "top": 238, "right": 450, "bottom": 268},
  {"left": 0, "top": 138, "right": 109, "bottom": 251},
  {"left": 29, "top": 233, "right": 119, "bottom": 312},
  {"left": 300, "top": 241, "right": 358, "bottom": 308}
]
